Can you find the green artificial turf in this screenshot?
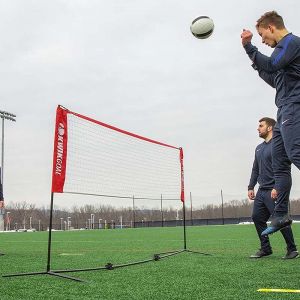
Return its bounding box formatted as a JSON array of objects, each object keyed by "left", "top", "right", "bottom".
[{"left": 1, "top": 224, "right": 300, "bottom": 300}]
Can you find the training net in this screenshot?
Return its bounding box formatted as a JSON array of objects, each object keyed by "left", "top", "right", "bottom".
[
  {"left": 52, "top": 105, "right": 184, "bottom": 202},
  {"left": 46, "top": 105, "right": 185, "bottom": 273}
]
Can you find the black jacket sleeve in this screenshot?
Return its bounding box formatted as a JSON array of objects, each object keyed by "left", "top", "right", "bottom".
[{"left": 248, "top": 153, "right": 259, "bottom": 190}]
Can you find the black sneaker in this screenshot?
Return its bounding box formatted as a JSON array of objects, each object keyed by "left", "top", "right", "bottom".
[
  {"left": 250, "top": 249, "right": 273, "bottom": 258},
  {"left": 261, "top": 215, "right": 292, "bottom": 236},
  {"left": 282, "top": 250, "right": 299, "bottom": 259},
  {"left": 0, "top": 252, "right": 4, "bottom": 256}
]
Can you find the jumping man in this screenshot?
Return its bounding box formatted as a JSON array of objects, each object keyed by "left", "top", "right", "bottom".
[{"left": 241, "top": 11, "right": 300, "bottom": 235}]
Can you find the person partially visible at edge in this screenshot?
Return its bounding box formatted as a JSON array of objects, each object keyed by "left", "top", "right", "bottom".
[
  {"left": 0, "top": 168, "right": 3, "bottom": 209},
  {"left": 241, "top": 11, "right": 300, "bottom": 235},
  {"left": 248, "top": 117, "right": 298, "bottom": 259},
  {"left": 0, "top": 168, "right": 4, "bottom": 256},
  {"left": 0, "top": 170, "right": 3, "bottom": 210}
]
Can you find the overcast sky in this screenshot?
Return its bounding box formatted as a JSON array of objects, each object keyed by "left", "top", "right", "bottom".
[{"left": 1, "top": 0, "right": 300, "bottom": 209}]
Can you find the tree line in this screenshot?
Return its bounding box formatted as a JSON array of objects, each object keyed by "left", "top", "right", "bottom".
[{"left": 3, "top": 198, "right": 300, "bottom": 230}]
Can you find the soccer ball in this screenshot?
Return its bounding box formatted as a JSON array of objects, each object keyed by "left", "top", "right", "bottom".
[{"left": 190, "top": 16, "right": 214, "bottom": 39}]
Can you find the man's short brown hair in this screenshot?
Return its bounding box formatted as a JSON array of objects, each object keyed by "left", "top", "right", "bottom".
[
  {"left": 256, "top": 11, "right": 285, "bottom": 30},
  {"left": 259, "top": 117, "right": 276, "bottom": 128}
]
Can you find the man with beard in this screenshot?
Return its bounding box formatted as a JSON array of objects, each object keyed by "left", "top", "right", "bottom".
[{"left": 248, "top": 118, "right": 298, "bottom": 259}]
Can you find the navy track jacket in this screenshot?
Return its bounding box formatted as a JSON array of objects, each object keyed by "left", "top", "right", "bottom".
[
  {"left": 248, "top": 140, "right": 274, "bottom": 190},
  {"left": 244, "top": 33, "right": 300, "bottom": 107}
]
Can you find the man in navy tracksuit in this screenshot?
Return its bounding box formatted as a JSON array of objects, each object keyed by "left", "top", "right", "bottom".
[
  {"left": 248, "top": 117, "right": 298, "bottom": 259},
  {"left": 241, "top": 11, "right": 300, "bottom": 235}
]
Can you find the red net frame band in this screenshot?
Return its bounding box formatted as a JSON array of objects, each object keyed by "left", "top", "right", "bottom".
[{"left": 51, "top": 105, "right": 185, "bottom": 202}]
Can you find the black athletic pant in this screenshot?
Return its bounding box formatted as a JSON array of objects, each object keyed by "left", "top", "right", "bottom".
[
  {"left": 272, "top": 103, "right": 300, "bottom": 216},
  {"left": 252, "top": 188, "right": 296, "bottom": 252}
]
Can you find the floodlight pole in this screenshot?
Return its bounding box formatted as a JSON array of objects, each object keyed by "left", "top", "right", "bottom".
[
  {"left": 0, "top": 110, "right": 16, "bottom": 233},
  {"left": 0, "top": 110, "right": 16, "bottom": 190}
]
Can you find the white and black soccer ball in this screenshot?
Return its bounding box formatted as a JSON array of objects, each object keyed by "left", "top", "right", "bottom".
[{"left": 190, "top": 16, "right": 214, "bottom": 39}]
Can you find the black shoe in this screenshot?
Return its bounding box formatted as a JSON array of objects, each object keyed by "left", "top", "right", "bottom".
[
  {"left": 282, "top": 250, "right": 299, "bottom": 259},
  {"left": 250, "top": 249, "right": 272, "bottom": 258},
  {"left": 0, "top": 252, "right": 4, "bottom": 256},
  {"left": 261, "top": 215, "right": 292, "bottom": 236}
]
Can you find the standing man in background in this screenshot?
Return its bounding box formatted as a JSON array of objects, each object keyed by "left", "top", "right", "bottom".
[
  {"left": 241, "top": 11, "right": 300, "bottom": 235},
  {"left": 248, "top": 117, "right": 298, "bottom": 259},
  {"left": 0, "top": 166, "right": 5, "bottom": 255}
]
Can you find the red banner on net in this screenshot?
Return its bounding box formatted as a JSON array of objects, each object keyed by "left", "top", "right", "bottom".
[
  {"left": 51, "top": 106, "right": 68, "bottom": 193},
  {"left": 180, "top": 148, "right": 185, "bottom": 202}
]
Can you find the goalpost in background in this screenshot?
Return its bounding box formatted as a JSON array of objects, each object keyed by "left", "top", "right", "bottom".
[{"left": 4, "top": 105, "right": 208, "bottom": 282}]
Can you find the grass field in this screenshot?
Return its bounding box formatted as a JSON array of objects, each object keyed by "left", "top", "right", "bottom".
[{"left": 1, "top": 224, "right": 300, "bottom": 300}]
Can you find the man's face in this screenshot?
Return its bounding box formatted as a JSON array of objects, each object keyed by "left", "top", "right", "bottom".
[
  {"left": 257, "top": 25, "right": 277, "bottom": 48},
  {"left": 257, "top": 121, "right": 271, "bottom": 139}
]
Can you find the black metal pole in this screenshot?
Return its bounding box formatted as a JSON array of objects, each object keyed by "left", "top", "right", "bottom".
[
  {"left": 221, "top": 189, "right": 224, "bottom": 225},
  {"left": 183, "top": 201, "right": 187, "bottom": 250},
  {"left": 190, "top": 192, "right": 193, "bottom": 226},
  {"left": 161, "top": 194, "right": 163, "bottom": 227},
  {"left": 46, "top": 192, "right": 55, "bottom": 272},
  {"left": 132, "top": 195, "right": 135, "bottom": 228}
]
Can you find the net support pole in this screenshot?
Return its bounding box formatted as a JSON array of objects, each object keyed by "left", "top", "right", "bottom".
[
  {"left": 132, "top": 195, "right": 135, "bottom": 228},
  {"left": 3, "top": 191, "right": 85, "bottom": 282},
  {"left": 183, "top": 201, "right": 187, "bottom": 250},
  {"left": 46, "top": 192, "right": 55, "bottom": 272},
  {"left": 160, "top": 194, "right": 163, "bottom": 227},
  {"left": 221, "top": 189, "right": 224, "bottom": 225},
  {"left": 190, "top": 191, "right": 193, "bottom": 226}
]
